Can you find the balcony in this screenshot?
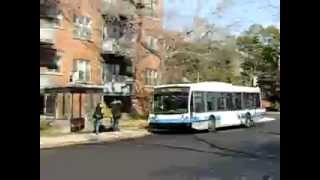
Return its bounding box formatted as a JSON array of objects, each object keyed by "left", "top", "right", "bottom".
[
  {"left": 102, "top": 39, "right": 116, "bottom": 53},
  {"left": 103, "top": 75, "right": 134, "bottom": 96},
  {"left": 102, "top": 0, "right": 136, "bottom": 17},
  {"left": 40, "top": 72, "right": 63, "bottom": 89},
  {"left": 40, "top": 28, "right": 57, "bottom": 44},
  {"left": 40, "top": 3, "right": 60, "bottom": 19},
  {"left": 102, "top": 38, "right": 133, "bottom": 57}
]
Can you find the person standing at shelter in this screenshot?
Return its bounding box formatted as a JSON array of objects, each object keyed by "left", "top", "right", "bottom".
[
  {"left": 110, "top": 99, "right": 122, "bottom": 131},
  {"left": 93, "top": 103, "right": 103, "bottom": 135},
  {"left": 101, "top": 102, "right": 113, "bottom": 122}
]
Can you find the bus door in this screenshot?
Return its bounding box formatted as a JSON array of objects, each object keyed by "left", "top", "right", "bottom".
[
  {"left": 217, "top": 93, "right": 240, "bottom": 126},
  {"left": 191, "top": 92, "right": 209, "bottom": 130}
]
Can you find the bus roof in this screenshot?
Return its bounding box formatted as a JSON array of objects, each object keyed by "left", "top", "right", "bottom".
[{"left": 154, "top": 81, "right": 261, "bottom": 93}]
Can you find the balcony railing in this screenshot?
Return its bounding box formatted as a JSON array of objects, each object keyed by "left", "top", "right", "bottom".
[
  {"left": 102, "top": 0, "right": 136, "bottom": 17},
  {"left": 103, "top": 75, "right": 134, "bottom": 96},
  {"left": 40, "top": 72, "right": 61, "bottom": 88},
  {"left": 102, "top": 39, "right": 116, "bottom": 53},
  {"left": 40, "top": 28, "right": 56, "bottom": 44},
  {"left": 102, "top": 38, "right": 133, "bottom": 57},
  {"left": 40, "top": 4, "right": 60, "bottom": 19}
]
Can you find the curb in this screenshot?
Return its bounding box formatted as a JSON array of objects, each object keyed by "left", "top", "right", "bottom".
[
  {"left": 255, "top": 117, "right": 276, "bottom": 123},
  {"left": 40, "top": 130, "right": 151, "bottom": 149}
]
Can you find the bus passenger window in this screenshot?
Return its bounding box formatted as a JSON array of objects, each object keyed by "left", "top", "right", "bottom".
[
  {"left": 243, "top": 93, "right": 251, "bottom": 109},
  {"left": 255, "top": 93, "right": 261, "bottom": 108},
  {"left": 206, "top": 92, "right": 216, "bottom": 111},
  {"left": 217, "top": 94, "right": 226, "bottom": 111},
  {"left": 226, "top": 93, "right": 233, "bottom": 111},
  {"left": 190, "top": 93, "right": 193, "bottom": 112},
  {"left": 194, "top": 92, "right": 205, "bottom": 113},
  {"left": 207, "top": 101, "right": 213, "bottom": 111},
  {"left": 249, "top": 93, "right": 255, "bottom": 108},
  {"left": 233, "top": 93, "right": 241, "bottom": 110}
]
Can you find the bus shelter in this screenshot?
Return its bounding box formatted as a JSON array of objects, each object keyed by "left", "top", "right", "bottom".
[{"left": 42, "top": 84, "right": 104, "bottom": 132}]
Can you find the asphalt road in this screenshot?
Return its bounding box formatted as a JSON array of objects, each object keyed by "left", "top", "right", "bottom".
[{"left": 40, "top": 113, "right": 280, "bottom": 180}]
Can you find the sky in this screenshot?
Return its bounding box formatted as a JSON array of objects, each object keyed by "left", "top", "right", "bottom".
[{"left": 163, "top": 0, "right": 280, "bottom": 35}]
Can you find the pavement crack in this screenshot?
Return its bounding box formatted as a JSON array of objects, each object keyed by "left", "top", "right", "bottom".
[
  {"left": 263, "top": 132, "right": 280, "bottom": 136},
  {"left": 193, "top": 135, "right": 278, "bottom": 160},
  {"left": 137, "top": 143, "right": 238, "bottom": 157}
]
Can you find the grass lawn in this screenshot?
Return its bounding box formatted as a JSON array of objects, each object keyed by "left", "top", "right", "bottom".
[
  {"left": 40, "top": 118, "right": 148, "bottom": 137},
  {"left": 119, "top": 119, "right": 148, "bottom": 130}
]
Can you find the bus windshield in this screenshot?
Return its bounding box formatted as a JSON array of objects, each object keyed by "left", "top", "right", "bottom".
[{"left": 153, "top": 87, "right": 189, "bottom": 114}]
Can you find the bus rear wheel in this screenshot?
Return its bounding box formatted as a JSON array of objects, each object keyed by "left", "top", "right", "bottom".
[{"left": 208, "top": 116, "right": 217, "bottom": 133}]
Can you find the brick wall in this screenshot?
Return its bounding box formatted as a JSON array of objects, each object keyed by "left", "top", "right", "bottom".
[
  {"left": 133, "top": 0, "right": 164, "bottom": 115},
  {"left": 42, "top": 0, "right": 104, "bottom": 121},
  {"left": 55, "top": 0, "right": 103, "bottom": 86}
]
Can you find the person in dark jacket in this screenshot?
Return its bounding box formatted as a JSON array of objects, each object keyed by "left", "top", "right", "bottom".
[
  {"left": 110, "top": 100, "right": 122, "bottom": 131},
  {"left": 93, "top": 103, "right": 103, "bottom": 135}
]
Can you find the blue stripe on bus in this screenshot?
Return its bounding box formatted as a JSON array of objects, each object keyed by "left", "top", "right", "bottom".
[
  {"left": 151, "top": 119, "right": 186, "bottom": 123},
  {"left": 191, "top": 116, "right": 221, "bottom": 121},
  {"left": 192, "top": 120, "right": 209, "bottom": 123},
  {"left": 152, "top": 119, "right": 209, "bottom": 123}
]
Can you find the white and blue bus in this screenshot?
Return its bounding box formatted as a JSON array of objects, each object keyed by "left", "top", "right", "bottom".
[{"left": 148, "top": 82, "right": 267, "bottom": 131}]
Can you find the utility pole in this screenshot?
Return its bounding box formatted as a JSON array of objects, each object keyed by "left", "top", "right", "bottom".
[{"left": 197, "top": 72, "right": 200, "bottom": 83}]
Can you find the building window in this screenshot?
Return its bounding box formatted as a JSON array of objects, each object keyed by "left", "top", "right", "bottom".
[
  {"left": 142, "top": 0, "right": 157, "bottom": 17},
  {"left": 145, "top": 69, "right": 158, "bottom": 86},
  {"left": 47, "top": 56, "right": 61, "bottom": 72},
  {"left": 40, "top": 52, "right": 61, "bottom": 73},
  {"left": 103, "top": 64, "right": 120, "bottom": 82},
  {"left": 40, "top": 94, "right": 56, "bottom": 116},
  {"left": 146, "top": 36, "right": 158, "bottom": 50},
  {"left": 73, "top": 60, "right": 91, "bottom": 82},
  {"left": 73, "top": 15, "right": 92, "bottom": 41}
]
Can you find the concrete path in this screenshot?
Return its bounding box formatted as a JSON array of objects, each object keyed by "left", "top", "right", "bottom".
[{"left": 40, "top": 129, "right": 150, "bottom": 149}]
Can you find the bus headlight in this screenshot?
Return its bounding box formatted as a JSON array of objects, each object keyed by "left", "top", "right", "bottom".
[{"left": 148, "top": 115, "right": 156, "bottom": 123}]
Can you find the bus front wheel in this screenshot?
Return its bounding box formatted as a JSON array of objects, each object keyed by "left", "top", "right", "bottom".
[{"left": 208, "top": 116, "right": 217, "bottom": 133}]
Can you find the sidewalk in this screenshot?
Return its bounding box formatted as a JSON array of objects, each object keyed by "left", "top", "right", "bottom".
[
  {"left": 265, "top": 111, "right": 280, "bottom": 115},
  {"left": 40, "top": 129, "right": 150, "bottom": 149}
]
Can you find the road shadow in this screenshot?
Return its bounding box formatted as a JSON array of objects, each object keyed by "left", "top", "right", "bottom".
[
  {"left": 150, "top": 125, "right": 249, "bottom": 135},
  {"left": 136, "top": 139, "right": 278, "bottom": 161},
  {"left": 193, "top": 135, "right": 279, "bottom": 160},
  {"left": 263, "top": 131, "right": 280, "bottom": 136},
  {"left": 151, "top": 129, "right": 206, "bottom": 135}
]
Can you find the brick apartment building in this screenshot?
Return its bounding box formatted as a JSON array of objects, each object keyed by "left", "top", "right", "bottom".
[
  {"left": 40, "top": 0, "right": 164, "bottom": 131},
  {"left": 100, "top": 0, "right": 164, "bottom": 115},
  {"left": 133, "top": 0, "right": 164, "bottom": 115}
]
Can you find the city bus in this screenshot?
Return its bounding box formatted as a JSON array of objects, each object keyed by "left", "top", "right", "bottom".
[{"left": 148, "top": 82, "right": 267, "bottom": 131}]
